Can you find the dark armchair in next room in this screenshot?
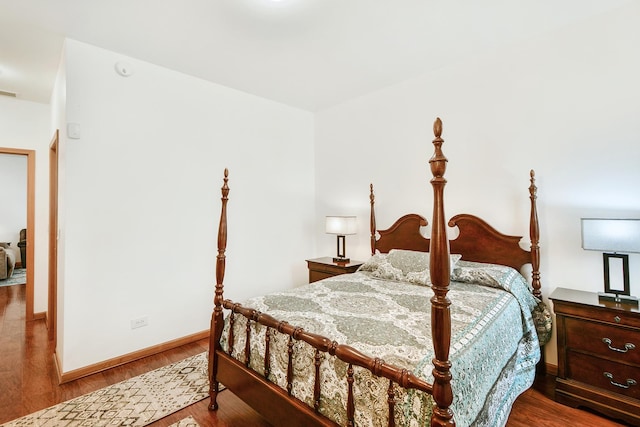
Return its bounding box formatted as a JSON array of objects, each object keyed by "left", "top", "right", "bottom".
[{"left": 17, "top": 228, "right": 26, "bottom": 269}]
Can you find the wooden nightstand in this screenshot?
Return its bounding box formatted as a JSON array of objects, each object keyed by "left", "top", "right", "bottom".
[
  {"left": 550, "top": 287, "right": 640, "bottom": 425},
  {"left": 305, "top": 257, "right": 363, "bottom": 283}
]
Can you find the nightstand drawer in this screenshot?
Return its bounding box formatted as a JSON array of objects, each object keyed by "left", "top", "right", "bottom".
[
  {"left": 310, "top": 263, "right": 354, "bottom": 276},
  {"left": 554, "top": 299, "right": 640, "bottom": 329},
  {"left": 568, "top": 351, "right": 640, "bottom": 400},
  {"left": 565, "top": 317, "right": 640, "bottom": 364},
  {"left": 309, "top": 270, "right": 335, "bottom": 283},
  {"left": 306, "top": 257, "right": 364, "bottom": 284}
]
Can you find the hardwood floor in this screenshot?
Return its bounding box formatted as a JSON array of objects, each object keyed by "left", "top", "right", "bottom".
[{"left": 0, "top": 282, "right": 631, "bottom": 426}]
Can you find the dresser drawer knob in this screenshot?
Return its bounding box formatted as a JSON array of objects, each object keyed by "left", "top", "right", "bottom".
[
  {"left": 614, "top": 315, "right": 621, "bottom": 323},
  {"left": 602, "top": 338, "right": 636, "bottom": 353},
  {"left": 604, "top": 372, "right": 637, "bottom": 389}
]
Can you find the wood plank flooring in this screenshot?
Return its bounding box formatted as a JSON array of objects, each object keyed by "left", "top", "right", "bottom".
[{"left": 0, "top": 283, "right": 631, "bottom": 426}]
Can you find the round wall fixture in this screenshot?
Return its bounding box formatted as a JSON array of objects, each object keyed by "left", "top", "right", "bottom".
[{"left": 114, "top": 61, "right": 134, "bottom": 77}]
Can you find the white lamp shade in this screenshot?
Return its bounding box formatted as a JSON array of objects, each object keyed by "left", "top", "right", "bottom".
[
  {"left": 325, "top": 216, "right": 357, "bottom": 235},
  {"left": 581, "top": 218, "right": 640, "bottom": 253}
]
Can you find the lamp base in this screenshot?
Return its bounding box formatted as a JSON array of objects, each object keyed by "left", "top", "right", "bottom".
[
  {"left": 598, "top": 292, "right": 639, "bottom": 306},
  {"left": 333, "top": 257, "right": 350, "bottom": 264}
]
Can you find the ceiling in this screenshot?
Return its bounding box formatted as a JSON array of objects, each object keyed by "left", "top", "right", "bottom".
[{"left": 0, "top": 0, "right": 631, "bottom": 111}]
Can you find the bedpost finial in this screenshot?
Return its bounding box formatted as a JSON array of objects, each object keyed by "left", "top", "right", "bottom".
[
  {"left": 529, "top": 170, "right": 537, "bottom": 197},
  {"left": 433, "top": 117, "right": 442, "bottom": 138},
  {"left": 430, "top": 118, "right": 447, "bottom": 179},
  {"left": 370, "top": 183, "right": 375, "bottom": 205},
  {"left": 221, "top": 168, "right": 230, "bottom": 198}
]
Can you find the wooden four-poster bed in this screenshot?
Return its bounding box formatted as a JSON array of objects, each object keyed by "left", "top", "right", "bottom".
[{"left": 208, "top": 118, "right": 546, "bottom": 426}]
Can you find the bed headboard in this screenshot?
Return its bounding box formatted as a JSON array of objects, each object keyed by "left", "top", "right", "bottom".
[{"left": 369, "top": 124, "right": 541, "bottom": 298}]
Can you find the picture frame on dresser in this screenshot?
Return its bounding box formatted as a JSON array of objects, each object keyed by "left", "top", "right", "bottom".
[
  {"left": 603, "top": 253, "right": 632, "bottom": 299},
  {"left": 550, "top": 287, "right": 640, "bottom": 426}
]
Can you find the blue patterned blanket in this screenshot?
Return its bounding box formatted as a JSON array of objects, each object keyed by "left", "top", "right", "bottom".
[{"left": 222, "top": 256, "right": 541, "bottom": 427}]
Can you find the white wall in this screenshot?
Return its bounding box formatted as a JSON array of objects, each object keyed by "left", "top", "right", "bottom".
[
  {"left": 0, "top": 97, "right": 51, "bottom": 311},
  {"left": 314, "top": 3, "right": 640, "bottom": 366},
  {"left": 0, "top": 154, "right": 27, "bottom": 256},
  {"left": 58, "top": 40, "right": 315, "bottom": 372}
]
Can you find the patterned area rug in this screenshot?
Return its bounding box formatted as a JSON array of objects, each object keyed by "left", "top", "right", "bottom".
[
  {"left": 0, "top": 268, "right": 26, "bottom": 287},
  {"left": 0, "top": 352, "right": 209, "bottom": 427},
  {"left": 169, "top": 416, "right": 200, "bottom": 427}
]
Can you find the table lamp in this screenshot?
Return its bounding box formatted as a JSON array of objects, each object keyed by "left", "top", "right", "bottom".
[
  {"left": 325, "top": 216, "right": 357, "bottom": 264},
  {"left": 581, "top": 218, "right": 640, "bottom": 303}
]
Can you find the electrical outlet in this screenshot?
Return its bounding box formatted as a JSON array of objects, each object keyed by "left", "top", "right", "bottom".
[{"left": 130, "top": 316, "right": 148, "bottom": 329}]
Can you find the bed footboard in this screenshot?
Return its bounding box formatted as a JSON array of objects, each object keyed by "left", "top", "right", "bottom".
[
  {"left": 217, "top": 300, "right": 433, "bottom": 426},
  {"left": 215, "top": 351, "right": 338, "bottom": 426}
]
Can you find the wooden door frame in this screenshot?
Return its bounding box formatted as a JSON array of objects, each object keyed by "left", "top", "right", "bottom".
[
  {"left": 48, "top": 131, "right": 59, "bottom": 341},
  {"left": 0, "top": 147, "right": 35, "bottom": 321}
]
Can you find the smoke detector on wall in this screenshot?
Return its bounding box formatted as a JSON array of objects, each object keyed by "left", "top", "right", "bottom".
[{"left": 114, "top": 61, "right": 134, "bottom": 77}]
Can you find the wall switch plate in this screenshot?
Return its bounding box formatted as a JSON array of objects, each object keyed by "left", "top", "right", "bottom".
[
  {"left": 67, "top": 123, "right": 81, "bottom": 139},
  {"left": 130, "top": 316, "right": 148, "bottom": 329}
]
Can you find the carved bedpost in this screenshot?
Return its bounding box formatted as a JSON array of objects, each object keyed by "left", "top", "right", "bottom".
[
  {"left": 370, "top": 183, "right": 376, "bottom": 255},
  {"left": 529, "top": 170, "right": 542, "bottom": 299},
  {"left": 428, "top": 118, "right": 455, "bottom": 426},
  {"left": 209, "top": 168, "right": 229, "bottom": 411}
]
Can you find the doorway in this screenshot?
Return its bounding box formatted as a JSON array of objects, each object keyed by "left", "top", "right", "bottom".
[{"left": 0, "top": 148, "right": 35, "bottom": 321}]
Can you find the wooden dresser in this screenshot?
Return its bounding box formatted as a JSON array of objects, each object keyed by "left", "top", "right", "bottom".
[
  {"left": 305, "top": 257, "right": 363, "bottom": 283},
  {"left": 550, "top": 287, "right": 640, "bottom": 426}
]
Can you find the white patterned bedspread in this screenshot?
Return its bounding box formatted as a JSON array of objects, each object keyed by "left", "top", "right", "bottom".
[{"left": 221, "top": 260, "right": 540, "bottom": 427}]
